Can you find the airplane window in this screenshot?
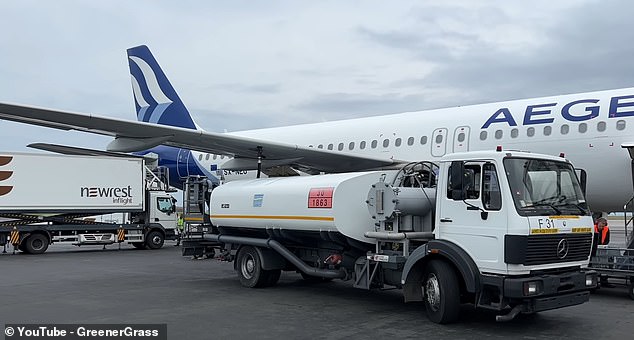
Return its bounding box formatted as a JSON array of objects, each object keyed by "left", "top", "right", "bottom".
[
  {"left": 205, "top": 154, "right": 210, "bottom": 160},
  {"left": 309, "top": 145, "right": 313, "bottom": 148},
  {"left": 383, "top": 139, "right": 389, "bottom": 148},
  {"left": 318, "top": 144, "right": 323, "bottom": 149},
  {"left": 457, "top": 133, "right": 465, "bottom": 142},
  {"left": 198, "top": 154, "right": 203, "bottom": 161},
  {"left": 617, "top": 120, "right": 626, "bottom": 131},
  {"left": 213, "top": 155, "right": 217, "bottom": 160},
  {"left": 527, "top": 127, "right": 535, "bottom": 137},
  {"left": 561, "top": 124, "right": 569, "bottom": 135},
  {"left": 371, "top": 140, "right": 378, "bottom": 148},
  {"left": 543, "top": 126, "right": 552, "bottom": 136},
  {"left": 435, "top": 135, "right": 443, "bottom": 144},
  {"left": 597, "top": 121, "right": 606, "bottom": 132},
  {"left": 338, "top": 143, "right": 344, "bottom": 151},
  {"left": 421, "top": 136, "right": 428, "bottom": 145},
  {"left": 579, "top": 123, "right": 587, "bottom": 133},
  {"left": 360, "top": 141, "right": 366, "bottom": 149},
  {"left": 407, "top": 137, "right": 414, "bottom": 146},
  {"left": 220, "top": 155, "right": 225, "bottom": 159},
  {"left": 510, "top": 128, "right": 518, "bottom": 138},
  {"left": 395, "top": 138, "right": 402, "bottom": 147},
  {"left": 327, "top": 144, "right": 334, "bottom": 150},
  {"left": 495, "top": 130, "right": 503, "bottom": 139},
  {"left": 480, "top": 131, "right": 487, "bottom": 140},
  {"left": 349, "top": 142, "right": 355, "bottom": 150}
]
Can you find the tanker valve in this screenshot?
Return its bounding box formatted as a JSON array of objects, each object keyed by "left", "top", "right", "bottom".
[{"left": 324, "top": 254, "right": 343, "bottom": 268}]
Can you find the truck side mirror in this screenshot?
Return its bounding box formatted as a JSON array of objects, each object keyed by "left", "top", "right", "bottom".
[{"left": 450, "top": 161, "right": 465, "bottom": 200}]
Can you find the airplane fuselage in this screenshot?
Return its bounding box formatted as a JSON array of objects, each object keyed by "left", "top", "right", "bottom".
[{"left": 187, "top": 87, "right": 634, "bottom": 213}]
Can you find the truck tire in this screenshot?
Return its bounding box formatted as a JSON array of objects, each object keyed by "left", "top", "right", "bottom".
[
  {"left": 145, "top": 230, "right": 164, "bottom": 249},
  {"left": 422, "top": 260, "right": 461, "bottom": 324},
  {"left": 628, "top": 280, "right": 634, "bottom": 300},
  {"left": 23, "top": 234, "right": 49, "bottom": 254},
  {"left": 237, "top": 246, "right": 270, "bottom": 288}
]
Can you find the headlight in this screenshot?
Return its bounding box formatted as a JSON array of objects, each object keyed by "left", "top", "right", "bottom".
[
  {"left": 523, "top": 281, "right": 543, "bottom": 296},
  {"left": 586, "top": 273, "right": 597, "bottom": 287}
]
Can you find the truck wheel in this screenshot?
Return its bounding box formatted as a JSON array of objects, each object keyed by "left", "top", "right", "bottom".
[
  {"left": 422, "top": 260, "right": 461, "bottom": 324},
  {"left": 237, "top": 246, "right": 269, "bottom": 288},
  {"left": 628, "top": 280, "right": 634, "bottom": 300},
  {"left": 145, "top": 230, "right": 164, "bottom": 249},
  {"left": 24, "top": 234, "right": 49, "bottom": 254}
]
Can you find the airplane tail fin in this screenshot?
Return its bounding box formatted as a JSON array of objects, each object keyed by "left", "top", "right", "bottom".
[{"left": 127, "top": 45, "right": 199, "bottom": 130}]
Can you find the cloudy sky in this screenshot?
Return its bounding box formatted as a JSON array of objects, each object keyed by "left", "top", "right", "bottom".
[{"left": 1, "top": 0, "right": 633, "bottom": 152}]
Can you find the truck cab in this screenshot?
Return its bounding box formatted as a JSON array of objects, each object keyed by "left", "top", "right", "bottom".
[
  {"left": 397, "top": 150, "right": 596, "bottom": 322},
  {"left": 437, "top": 151, "right": 592, "bottom": 275}
]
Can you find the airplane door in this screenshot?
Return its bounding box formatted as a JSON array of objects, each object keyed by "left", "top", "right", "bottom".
[
  {"left": 431, "top": 128, "right": 448, "bottom": 157},
  {"left": 177, "top": 148, "right": 190, "bottom": 178},
  {"left": 453, "top": 126, "right": 470, "bottom": 153}
]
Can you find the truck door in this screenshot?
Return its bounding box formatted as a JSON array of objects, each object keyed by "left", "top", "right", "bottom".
[
  {"left": 437, "top": 161, "right": 507, "bottom": 273},
  {"left": 150, "top": 193, "right": 177, "bottom": 229},
  {"left": 431, "top": 128, "right": 448, "bottom": 157},
  {"left": 452, "top": 126, "right": 470, "bottom": 153}
]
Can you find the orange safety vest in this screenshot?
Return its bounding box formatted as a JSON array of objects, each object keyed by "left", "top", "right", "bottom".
[{"left": 594, "top": 224, "right": 610, "bottom": 245}]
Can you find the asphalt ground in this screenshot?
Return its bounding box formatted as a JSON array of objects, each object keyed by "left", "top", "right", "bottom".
[{"left": 1, "top": 224, "right": 633, "bottom": 339}]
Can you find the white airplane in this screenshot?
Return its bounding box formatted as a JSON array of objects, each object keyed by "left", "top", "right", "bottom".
[{"left": 0, "top": 45, "right": 632, "bottom": 216}]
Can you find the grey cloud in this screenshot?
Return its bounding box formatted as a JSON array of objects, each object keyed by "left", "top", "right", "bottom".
[
  {"left": 208, "top": 83, "right": 282, "bottom": 94},
  {"left": 294, "top": 92, "right": 431, "bottom": 118},
  {"left": 423, "top": 2, "right": 634, "bottom": 102},
  {"left": 354, "top": 1, "right": 634, "bottom": 109}
]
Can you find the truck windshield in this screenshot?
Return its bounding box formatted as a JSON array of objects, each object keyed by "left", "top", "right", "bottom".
[{"left": 503, "top": 158, "right": 589, "bottom": 216}]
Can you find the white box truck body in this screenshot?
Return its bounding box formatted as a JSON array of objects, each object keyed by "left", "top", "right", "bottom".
[{"left": 0, "top": 152, "right": 178, "bottom": 254}]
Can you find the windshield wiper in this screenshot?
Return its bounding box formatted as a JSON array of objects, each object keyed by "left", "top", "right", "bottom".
[
  {"left": 553, "top": 202, "right": 588, "bottom": 215},
  {"left": 526, "top": 202, "right": 562, "bottom": 214},
  {"left": 524, "top": 195, "right": 565, "bottom": 214}
]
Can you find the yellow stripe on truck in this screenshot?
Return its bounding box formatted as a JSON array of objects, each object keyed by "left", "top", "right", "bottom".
[{"left": 211, "top": 215, "right": 334, "bottom": 222}]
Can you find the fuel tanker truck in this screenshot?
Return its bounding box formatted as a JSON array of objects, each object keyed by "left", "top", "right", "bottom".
[{"left": 182, "top": 149, "right": 597, "bottom": 323}]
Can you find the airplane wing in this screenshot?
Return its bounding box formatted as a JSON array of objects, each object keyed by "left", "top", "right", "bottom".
[{"left": 0, "top": 102, "right": 397, "bottom": 173}]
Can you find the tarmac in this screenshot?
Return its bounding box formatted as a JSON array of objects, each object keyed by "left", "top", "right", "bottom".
[{"left": 1, "top": 223, "right": 633, "bottom": 339}]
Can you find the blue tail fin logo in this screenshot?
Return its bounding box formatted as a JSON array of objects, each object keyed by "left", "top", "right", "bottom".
[{"left": 127, "top": 45, "right": 198, "bottom": 130}]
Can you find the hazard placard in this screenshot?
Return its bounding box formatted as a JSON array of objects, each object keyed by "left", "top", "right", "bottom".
[{"left": 308, "top": 187, "right": 334, "bottom": 208}]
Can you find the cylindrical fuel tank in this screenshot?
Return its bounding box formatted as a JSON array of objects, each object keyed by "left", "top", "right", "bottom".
[
  {"left": 366, "top": 182, "right": 436, "bottom": 222},
  {"left": 210, "top": 171, "right": 399, "bottom": 244}
]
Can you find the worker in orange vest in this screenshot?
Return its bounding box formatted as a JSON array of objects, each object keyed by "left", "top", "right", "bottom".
[
  {"left": 594, "top": 217, "right": 612, "bottom": 287},
  {"left": 594, "top": 217, "right": 610, "bottom": 245}
]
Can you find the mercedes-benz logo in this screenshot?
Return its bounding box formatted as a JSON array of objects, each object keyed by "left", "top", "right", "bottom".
[{"left": 557, "top": 238, "right": 569, "bottom": 259}]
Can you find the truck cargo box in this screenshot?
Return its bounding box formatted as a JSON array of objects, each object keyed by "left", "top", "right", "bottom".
[{"left": 0, "top": 152, "right": 145, "bottom": 213}]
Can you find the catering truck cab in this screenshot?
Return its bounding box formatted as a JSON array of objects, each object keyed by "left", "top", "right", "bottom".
[{"left": 185, "top": 150, "right": 597, "bottom": 323}]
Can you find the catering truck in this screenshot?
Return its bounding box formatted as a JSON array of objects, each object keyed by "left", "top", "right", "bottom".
[
  {"left": 182, "top": 149, "right": 597, "bottom": 323},
  {"left": 0, "top": 152, "right": 178, "bottom": 254}
]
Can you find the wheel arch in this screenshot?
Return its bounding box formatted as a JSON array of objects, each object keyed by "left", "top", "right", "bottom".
[{"left": 401, "top": 240, "right": 480, "bottom": 302}]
